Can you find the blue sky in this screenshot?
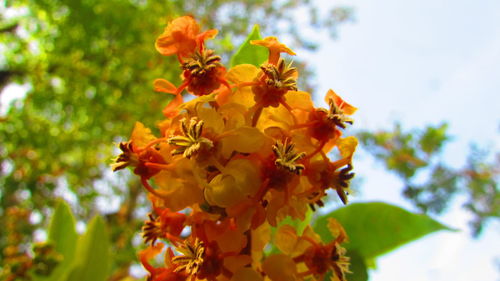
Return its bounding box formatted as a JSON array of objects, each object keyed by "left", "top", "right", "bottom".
[{"left": 307, "top": 0, "right": 500, "bottom": 280}]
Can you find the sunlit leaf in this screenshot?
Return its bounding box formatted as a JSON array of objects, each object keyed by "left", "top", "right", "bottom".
[
  {"left": 230, "top": 24, "right": 268, "bottom": 67},
  {"left": 314, "top": 202, "right": 454, "bottom": 261}
]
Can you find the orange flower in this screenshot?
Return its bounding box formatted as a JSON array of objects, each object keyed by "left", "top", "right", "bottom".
[
  {"left": 325, "top": 89, "right": 357, "bottom": 115},
  {"left": 111, "top": 122, "right": 167, "bottom": 179},
  {"left": 156, "top": 16, "right": 217, "bottom": 59},
  {"left": 306, "top": 90, "right": 356, "bottom": 145},
  {"left": 251, "top": 36, "right": 296, "bottom": 65},
  {"left": 139, "top": 244, "right": 188, "bottom": 281}
]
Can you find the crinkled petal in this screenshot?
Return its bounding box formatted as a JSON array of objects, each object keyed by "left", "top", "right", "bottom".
[
  {"left": 337, "top": 136, "right": 358, "bottom": 160},
  {"left": 155, "top": 16, "right": 199, "bottom": 57},
  {"left": 251, "top": 36, "right": 296, "bottom": 56},
  {"left": 325, "top": 89, "right": 357, "bottom": 115},
  {"left": 251, "top": 36, "right": 295, "bottom": 65},
  {"left": 131, "top": 121, "right": 156, "bottom": 148}
]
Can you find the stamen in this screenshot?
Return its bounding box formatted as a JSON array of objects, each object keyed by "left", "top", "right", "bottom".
[
  {"left": 172, "top": 239, "right": 205, "bottom": 275},
  {"left": 328, "top": 98, "right": 354, "bottom": 129},
  {"left": 272, "top": 139, "right": 306, "bottom": 174},
  {"left": 168, "top": 117, "right": 213, "bottom": 159},
  {"left": 111, "top": 141, "right": 138, "bottom": 172},
  {"left": 182, "top": 50, "right": 222, "bottom": 77},
  {"left": 260, "top": 58, "right": 298, "bottom": 91}
]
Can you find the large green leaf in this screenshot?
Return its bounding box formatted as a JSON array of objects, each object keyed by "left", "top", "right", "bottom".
[
  {"left": 314, "top": 202, "right": 453, "bottom": 261},
  {"left": 230, "top": 24, "right": 268, "bottom": 67},
  {"left": 64, "top": 215, "right": 111, "bottom": 281}
]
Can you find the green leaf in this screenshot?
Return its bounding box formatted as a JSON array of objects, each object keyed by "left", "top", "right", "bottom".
[
  {"left": 32, "top": 200, "right": 79, "bottom": 281},
  {"left": 230, "top": 24, "right": 268, "bottom": 67},
  {"left": 64, "top": 215, "right": 111, "bottom": 281},
  {"left": 347, "top": 250, "right": 369, "bottom": 281},
  {"left": 48, "top": 200, "right": 78, "bottom": 262},
  {"left": 314, "top": 202, "right": 454, "bottom": 261}
]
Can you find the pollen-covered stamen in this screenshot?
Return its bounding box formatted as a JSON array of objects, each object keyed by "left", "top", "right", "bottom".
[
  {"left": 168, "top": 117, "right": 213, "bottom": 159},
  {"left": 327, "top": 98, "right": 354, "bottom": 129},
  {"left": 172, "top": 239, "right": 205, "bottom": 275},
  {"left": 141, "top": 213, "right": 164, "bottom": 246},
  {"left": 273, "top": 139, "right": 306, "bottom": 174},
  {"left": 260, "top": 58, "right": 298, "bottom": 91},
  {"left": 111, "top": 141, "right": 138, "bottom": 172},
  {"left": 182, "top": 49, "right": 222, "bottom": 77},
  {"left": 330, "top": 244, "right": 351, "bottom": 281}
]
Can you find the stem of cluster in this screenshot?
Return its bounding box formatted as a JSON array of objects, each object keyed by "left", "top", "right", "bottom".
[
  {"left": 141, "top": 177, "right": 168, "bottom": 200},
  {"left": 251, "top": 106, "right": 263, "bottom": 127}
]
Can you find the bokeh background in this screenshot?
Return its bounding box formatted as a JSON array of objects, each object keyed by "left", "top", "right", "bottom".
[{"left": 1, "top": 0, "right": 498, "bottom": 280}]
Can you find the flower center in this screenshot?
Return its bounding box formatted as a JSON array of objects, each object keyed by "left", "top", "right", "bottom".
[
  {"left": 168, "top": 117, "right": 214, "bottom": 159},
  {"left": 182, "top": 49, "right": 222, "bottom": 77},
  {"left": 172, "top": 239, "right": 205, "bottom": 275}
]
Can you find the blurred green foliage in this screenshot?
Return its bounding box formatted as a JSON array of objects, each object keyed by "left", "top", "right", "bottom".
[
  {"left": 358, "top": 123, "right": 499, "bottom": 236},
  {"left": 0, "top": 0, "right": 353, "bottom": 277},
  {"left": 2, "top": 201, "right": 110, "bottom": 281}
]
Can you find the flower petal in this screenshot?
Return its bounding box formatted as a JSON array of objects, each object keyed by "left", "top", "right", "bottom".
[
  {"left": 325, "top": 89, "right": 357, "bottom": 115},
  {"left": 131, "top": 121, "right": 156, "bottom": 148},
  {"left": 262, "top": 254, "right": 298, "bottom": 281},
  {"left": 153, "top": 79, "right": 177, "bottom": 94},
  {"left": 231, "top": 268, "right": 264, "bottom": 281},
  {"left": 337, "top": 136, "right": 358, "bottom": 160},
  {"left": 251, "top": 36, "right": 296, "bottom": 56}
]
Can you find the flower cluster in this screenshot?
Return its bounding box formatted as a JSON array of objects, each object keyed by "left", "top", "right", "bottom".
[{"left": 113, "top": 15, "right": 358, "bottom": 281}]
